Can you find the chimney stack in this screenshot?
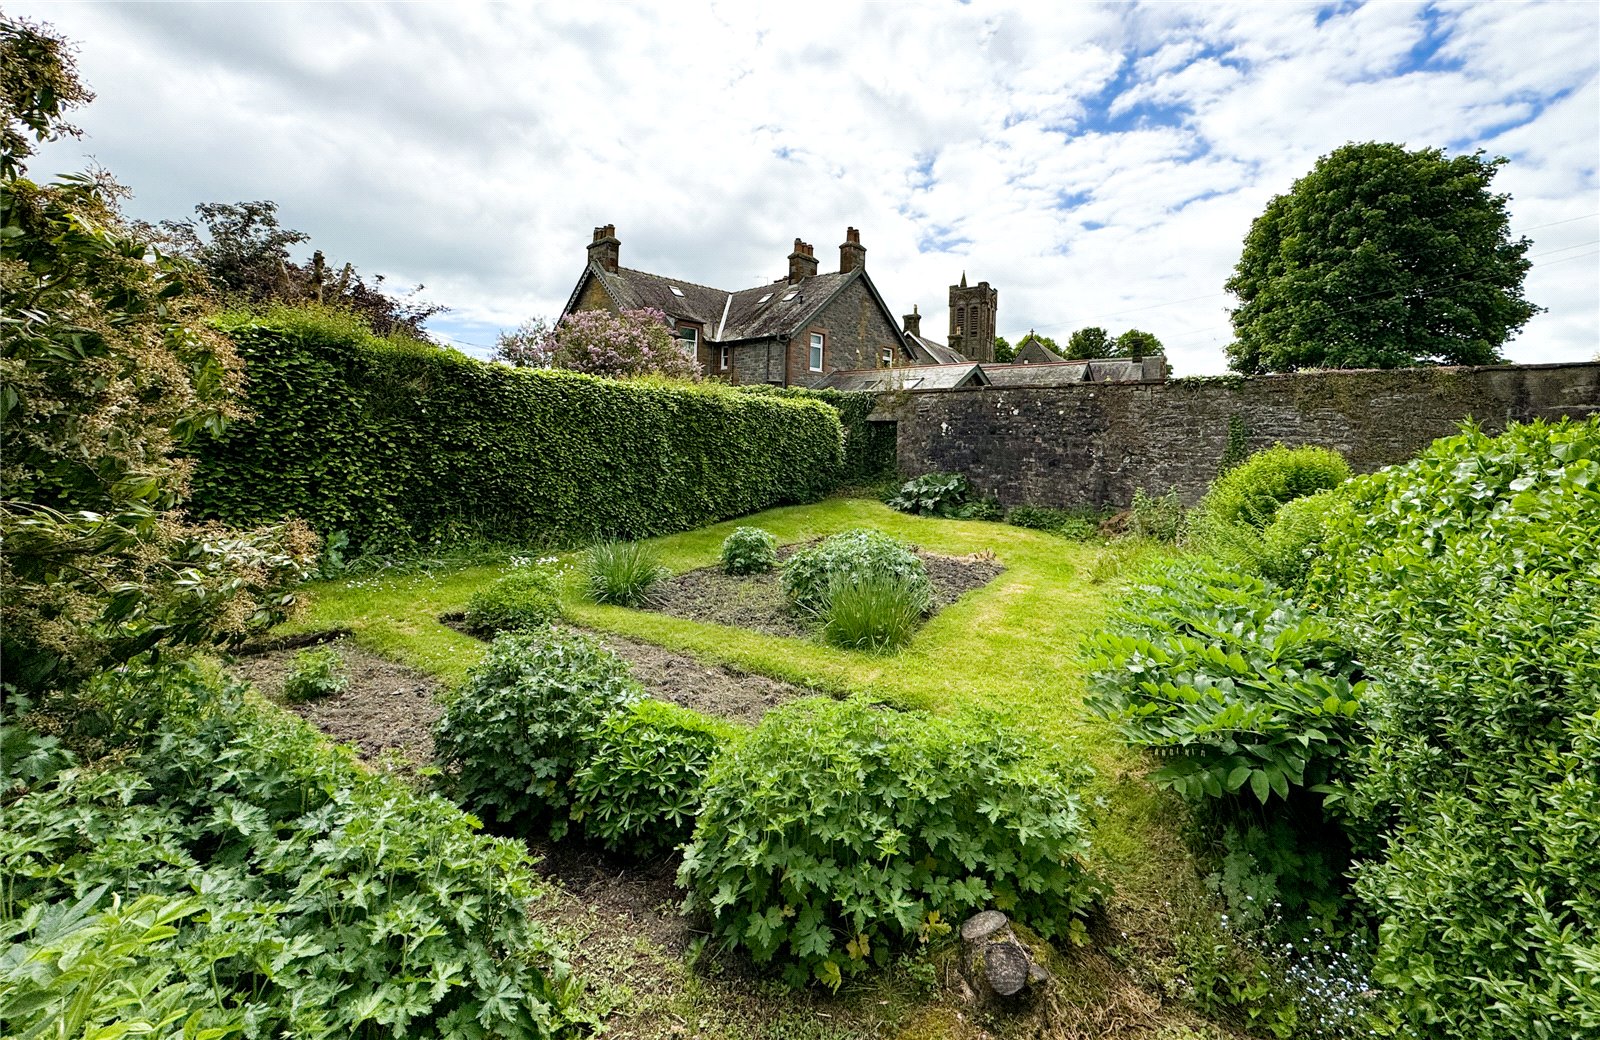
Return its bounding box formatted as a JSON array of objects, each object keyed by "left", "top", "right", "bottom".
[
  {"left": 903, "top": 304, "right": 921, "bottom": 338},
  {"left": 839, "top": 226, "right": 866, "bottom": 273},
  {"left": 587, "top": 224, "right": 620, "bottom": 272},
  {"left": 787, "top": 238, "right": 818, "bottom": 284}
]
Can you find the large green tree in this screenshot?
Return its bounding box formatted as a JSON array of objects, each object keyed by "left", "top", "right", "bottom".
[{"left": 1225, "top": 142, "right": 1538, "bottom": 373}]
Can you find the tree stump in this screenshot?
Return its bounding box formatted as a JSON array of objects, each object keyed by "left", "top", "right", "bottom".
[{"left": 959, "top": 910, "right": 1050, "bottom": 1005}]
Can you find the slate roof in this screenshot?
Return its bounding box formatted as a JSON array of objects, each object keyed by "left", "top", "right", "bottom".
[
  {"left": 905, "top": 331, "right": 968, "bottom": 366},
  {"left": 980, "top": 356, "right": 1168, "bottom": 386},
  {"left": 820, "top": 362, "right": 988, "bottom": 392}
]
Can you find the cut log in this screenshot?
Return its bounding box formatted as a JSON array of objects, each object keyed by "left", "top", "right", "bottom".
[{"left": 958, "top": 910, "right": 1051, "bottom": 1007}]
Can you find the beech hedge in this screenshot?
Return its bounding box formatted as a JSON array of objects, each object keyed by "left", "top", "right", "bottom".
[{"left": 188, "top": 309, "right": 847, "bottom": 552}]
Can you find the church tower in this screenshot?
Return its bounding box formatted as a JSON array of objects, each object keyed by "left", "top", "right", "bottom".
[{"left": 948, "top": 272, "right": 998, "bottom": 363}]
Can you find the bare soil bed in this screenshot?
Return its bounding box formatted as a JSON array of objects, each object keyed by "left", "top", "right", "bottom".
[
  {"left": 643, "top": 547, "right": 1005, "bottom": 639},
  {"left": 574, "top": 628, "right": 812, "bottom": 725}
]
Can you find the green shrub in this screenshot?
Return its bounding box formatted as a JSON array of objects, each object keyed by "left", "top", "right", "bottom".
[
  {"left": 1086, "top": 557, "right": 1365, "bottom": 807},
  {"left": 678, "top": 696, "right": 1100, "bottom": 989},
  {"left": 190, "top": 310, "right": 846, "bottom": 555},
  {"left": 1188, "top": 490, "right": 1339, "bottom": 589},
  {"left": 433, "top": 629, "right": 641, "bottom": 836},
  {"left": 281, "top": 645, "right": 349, "bottom": 703},
  {"left": 0, "top": 660, "right": 580, "bottom": 1038},
  {"left": 886, "top": 472, "right": 979, "bottom": 517},
  {"left": 1006, "top": 505, "right": 1101, "bottom": 541},
  {"left": 720, "top": 526, "right": 779, "bottom": 575},
  {"left": 780, "top": 529, "right": 929, "bottom": 617},
  {"left": 464, "top": 563, "right": 563, "bottom": 633},
  {"left": 820, "top": 573, "right": 925, "bottom": 653},
  {"left": 1129, "top": 488, "right": 1187, "bottom": 542},
  {"left": 1199, "top": 445, "right": 1349, "bottom": 530},
  {"left": 948, "top": 497, "right": 1003, "bottom": 521},
  {"left": 1308, "top": 419, "right": 1600, "bottom": 1038},
  {"left": 585, "top": 540, "right": 664, "bottom": 607},
  {"left": 571, "top": 699, "right": 742, "bottom": 856}
]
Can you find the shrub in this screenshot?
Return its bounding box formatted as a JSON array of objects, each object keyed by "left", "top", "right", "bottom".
[
  {"left": 571, "top": 699, "right": 742, "bottom": 856},
  {"left": 1129, "top": 488, "right": 1186, "bottom": 542},
  {"left": 281, "top": 645, "right": 348, "bottom": 702},
  {"left": 780, "top": 529, "right": 929, "bottom": 617},
  {"left": 190, "top": 310, "right": 846, "bottom": 555},
  {"left": 720, "top": 526, "right": 779, "bottom": 575},
  {"left": 433, "top": 629, "right": 641, "bottom": 836},
  {"left": 679, "top": 697, "right": 1100, "bottom": 989},
  {"left": 465, "top": 563, "right": 563, "bottom": 633},
  {"left": 886, "top": 472, "right": 975, "bottom": 517},
  {"left": 820, "top": 573, "right": 925, "bottom": 653},
  {"left": 948, "top": 497, "right": 1003, "bottom": 521},
  {"left": 0, "top": 660, "right": 580, "bottom": 1037},
  {"left": 1199, "top": 445, "right": 1349, "bottom": 530},
  {"left": 585, "top": 540, "right": 664, "bottom": 607},
  {"left": 1307, "top": 419, "right": 1600, "bottom": 1038},
  {"left": 1086, "top": 556, "right": 1365, "bottom": 807},
  {"left": 1006, "top": 505, "right": 1100, "bottom": 541}
]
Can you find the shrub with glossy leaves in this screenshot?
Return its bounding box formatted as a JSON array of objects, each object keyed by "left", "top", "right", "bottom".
[
  {"left": 780, "top": 529, "right": 929, "bottom": 617},
  {"left": 1199, "top": 445, "right": 1349, "bottom": 530},
  {"left": 720, "top": 526, "right": 779, "bottom": 575},
  {"left": 433, "top": 629, "right": 641, "bottom": 837},
  {"left": 678, "top": 696, "right": 1101, "bottom": 989},
  {"left": 571, "top": 699, "right": 742, "bottom": 856},
  {"left": 465, "top": 564, "right": 563, "bottom": 633}
]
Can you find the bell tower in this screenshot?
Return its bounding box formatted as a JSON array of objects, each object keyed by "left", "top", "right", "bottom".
[{"left": 948, "top": 272, "right": 998, "bottom": 363}]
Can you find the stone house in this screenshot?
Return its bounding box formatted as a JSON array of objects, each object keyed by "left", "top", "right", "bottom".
[{"left": 561, "top": 225, "right": 916, "bottom": 387}]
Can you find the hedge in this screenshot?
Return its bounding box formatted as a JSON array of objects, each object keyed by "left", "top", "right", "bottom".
[
  {"left": 188, "top": 309, "right": 846, "bottom": 552},
  {"left": 736, "top": 384, "right": 895, "bottom": 483}
]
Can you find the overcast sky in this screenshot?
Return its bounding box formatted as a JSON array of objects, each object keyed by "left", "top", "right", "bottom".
[{"left": 19, "top": 1, "right": 1599, "bottom": 374}]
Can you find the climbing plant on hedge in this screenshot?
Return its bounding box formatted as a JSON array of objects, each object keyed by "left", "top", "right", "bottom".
[{"left": 188, "top": 308, "right": 845, "bottom": 552}]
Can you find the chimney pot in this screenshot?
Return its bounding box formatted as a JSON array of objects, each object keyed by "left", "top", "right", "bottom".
[
  {"left": 839, "top": 226, "right": 867, "bottom": 274},
  {"left": 587, "top": 224, "right": 620, "bottom": 272},
  {"left": 787, "top": 237, "right": 819, "bottom": 283}
]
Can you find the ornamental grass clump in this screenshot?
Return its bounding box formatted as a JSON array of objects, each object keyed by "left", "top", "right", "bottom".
[
  {"left": 679, "top": 696, "right": 1101, "bottom": 990},
  {"left": 585, "top": 539, "right": 664, "bottom": 607},
  {"left": 719, "top": 526, "right": 779, "bottom": 575},
  {"left": 780, "top": 528, "right": 929, "bottom": 617},
  {"left": 819, "top": 573, "right": 925, "bottom": 653},
  {"left": 463, "top": 563, "right": 562, "bottom": 634}
]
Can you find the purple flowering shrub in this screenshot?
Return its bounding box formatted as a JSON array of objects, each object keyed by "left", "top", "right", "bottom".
[{"left": 494, "top": 308, "right": 700, "bottom": 380}]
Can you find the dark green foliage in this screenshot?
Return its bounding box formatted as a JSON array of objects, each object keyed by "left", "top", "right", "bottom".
[
  {"left": 1226, "top": 142, "right": 1538, "bottom": 373},
  {"left": 1129, "top": 488, "right": 1186, "bottom": 542},
  {"left": 720, "top": 526, "right": 779, "bottom": 575},
  {"left": 886, "top": 472, "right": 975, "bottom": 517},
  {"left": 780, "top": 529, "right": 930, "bottom": 617},
  {"left": 1199, "top": 445, "right": 1349, "bottom": 530},
  {"left": 1086, "top": 557, "right": 1366, "bottom": 807},
  {"left": 678, "top": 697, "right": 1100, "bottom": 989},
  {"left": 1006, "top": 505, "right": 1101, "bottom": 541},
  {"left": 1308, "top": 419, "right": 1600, "bottom": 1038},
  {"left": 188, "top": 309, "right": 845, "bottom": 554},
  {"left": 281, "top": 645, "right": 348, "bottom": 702},
  {"left": 820, "top": 573, "right": 925, "bottom": 653},
  {"left": 1218, "top": 413, "right": 1251, "bottom": 475},
  {"left": 0, "top": 661, "right": 579, "bottom": 1037},
  {"left": 992, "top": 335, "right": 1016, "bottom": 363},
  {"left": 465, "top": 564, "right": 563, "bottom": 634},
  {"left": 1065, "top": 326, "right": 1113, "bottom": 359},
  {"left": 734, "top": 384, "right": 894, "bottom": 484},
  {"left": 948, "top": 497, "right": 1003, "bottom": 521},
  {"left": 585, "top": 540, "right": 664, "bottom": 607},
  {"left": 1115, "top": 328, "right": 1163, "bottom": 357},
  {"left": 571, "top": 699, "right": 741, "bottom": 856},
  {"left": 433, "top": 630, "right": 641, "bottom": 837}
]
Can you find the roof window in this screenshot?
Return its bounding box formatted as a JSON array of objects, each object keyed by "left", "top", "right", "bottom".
[
  {"left": 757, "top": 293, "right": 773, "bottom": 304},
  {"left": 670, "top": 286, "right": 684, "bottom": 297},
  {"left": 783, "top": 290, "right": 798, "bottom": 301}
]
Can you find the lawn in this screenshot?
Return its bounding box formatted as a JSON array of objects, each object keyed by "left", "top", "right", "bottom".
[{"left": 280, "top": 499, "right": 1224, "bottom": 1037}]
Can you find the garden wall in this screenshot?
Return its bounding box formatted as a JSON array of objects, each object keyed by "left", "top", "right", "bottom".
[
  {"left": 884, "top": 362, "right": 1600, "bottom": 508},
  {"left": 189, "top": 312, "right": 846, "bottom": 551}
]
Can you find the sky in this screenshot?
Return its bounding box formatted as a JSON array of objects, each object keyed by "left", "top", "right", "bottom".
[{"left": 17, "top": 0, "right": 1600, "bottom": 375}]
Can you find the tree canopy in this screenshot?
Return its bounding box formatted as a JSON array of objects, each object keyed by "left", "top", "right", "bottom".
[
  {"left": 1225, "top": 141, "right": 1538, "bottom": 373},
  {"left": 1059, "top": 327, "right": 1163, "bottom": 360}
]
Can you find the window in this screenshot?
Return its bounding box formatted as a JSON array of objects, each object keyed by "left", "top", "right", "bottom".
[
  {"left": 670, "top": 286, "right": 685, "bottom": 297},
  {"left": 719, "top": 345, "right": 730, "bottom": 371},
  {"left": 757, "top": 293, "right": 774, "bottom": 304},
  {"left": 678, "top": 326, "right": 699, "bottom": 354},
  {"left": 809, "top": 332, "right": 824, "bottom": 372},
  {"left": 880, "top": 347, "right": 894, "bottom": 368},
  {"left": 956, "top": 307, "right": 965, "bottom": 333}
]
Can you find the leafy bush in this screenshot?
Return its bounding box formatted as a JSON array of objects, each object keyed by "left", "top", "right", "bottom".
[
  {"left": 1189, "top": 490, "right": 1339, "bottom": 589},
  {"left": 1086, "top": 557, "right": 1365, "bottom": 806},
  {"left": 1129, "top": 488, "right": 1186, "bottom": 542},
  {"left": 282, "top": 645, "right": 348, "bottom": 702},
  {"left": 1199, "top": 445, "right": 1348, "bottom": 530},
  {"left": 189, "top": 309, "right": 846, "bottom": 555},
  {"left": 819, "top": 573, "right": 925, "bottom": 653},
  {"left": 0, "top": 660, "right": 580, "bottom": 1037},
  {"left": 465, "top": 563, "right": 563, "bottom": 633},
  {"left": 948, "top": 497, "right": 1003, "bottom": 521},
  {"left": 720, "top": 526, "right": 779, "bottom": 575},
  {"left": 886, "top": 472, "right": 975, "bottom": 517},
  {"left": 780, "top": 529, "right": 929, "bottom": 617},
  {"left": 678, "top": 696, "right": 1100, "bottom": 989},
  {"left": 433, "top": 629, "right": 641, "bottom": 837},
  {"left": 1006, "top": 505, "right": 1100, "bottom": 541},
  {"left": 571, "top": 699, "right": 741, "bottom": 856},
  {"left": 1307, "top": 419, "right": 1600, "bottom": 1038},
  {"left": 585, "top": 540, "right": 664, "bottom": 607}
]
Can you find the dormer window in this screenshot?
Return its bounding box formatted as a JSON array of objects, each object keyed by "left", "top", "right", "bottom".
[{"left": 880, "top": 347, "right": 894, "bottom": 368}]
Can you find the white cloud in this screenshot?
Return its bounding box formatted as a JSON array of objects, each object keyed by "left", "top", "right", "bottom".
[{"left": 17, "top": 0, "right": 1597, "bottom": 372}]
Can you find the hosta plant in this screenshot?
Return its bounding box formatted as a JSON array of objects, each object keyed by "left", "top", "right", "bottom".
[{"left": 719, "top": 526, "right": 779, "bottom": 575}]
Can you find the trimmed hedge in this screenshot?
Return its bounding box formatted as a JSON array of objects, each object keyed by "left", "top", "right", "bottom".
[
  {"left": 736, "top": 384, "right": 894, "bottom": 483},
  {"left": 189, "top": 308, "right": 846, "bottom": 552}
]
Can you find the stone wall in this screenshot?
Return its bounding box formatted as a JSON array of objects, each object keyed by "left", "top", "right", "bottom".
[{"left": 883, "top": 362, "right": 1600, "bottom": 508}]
